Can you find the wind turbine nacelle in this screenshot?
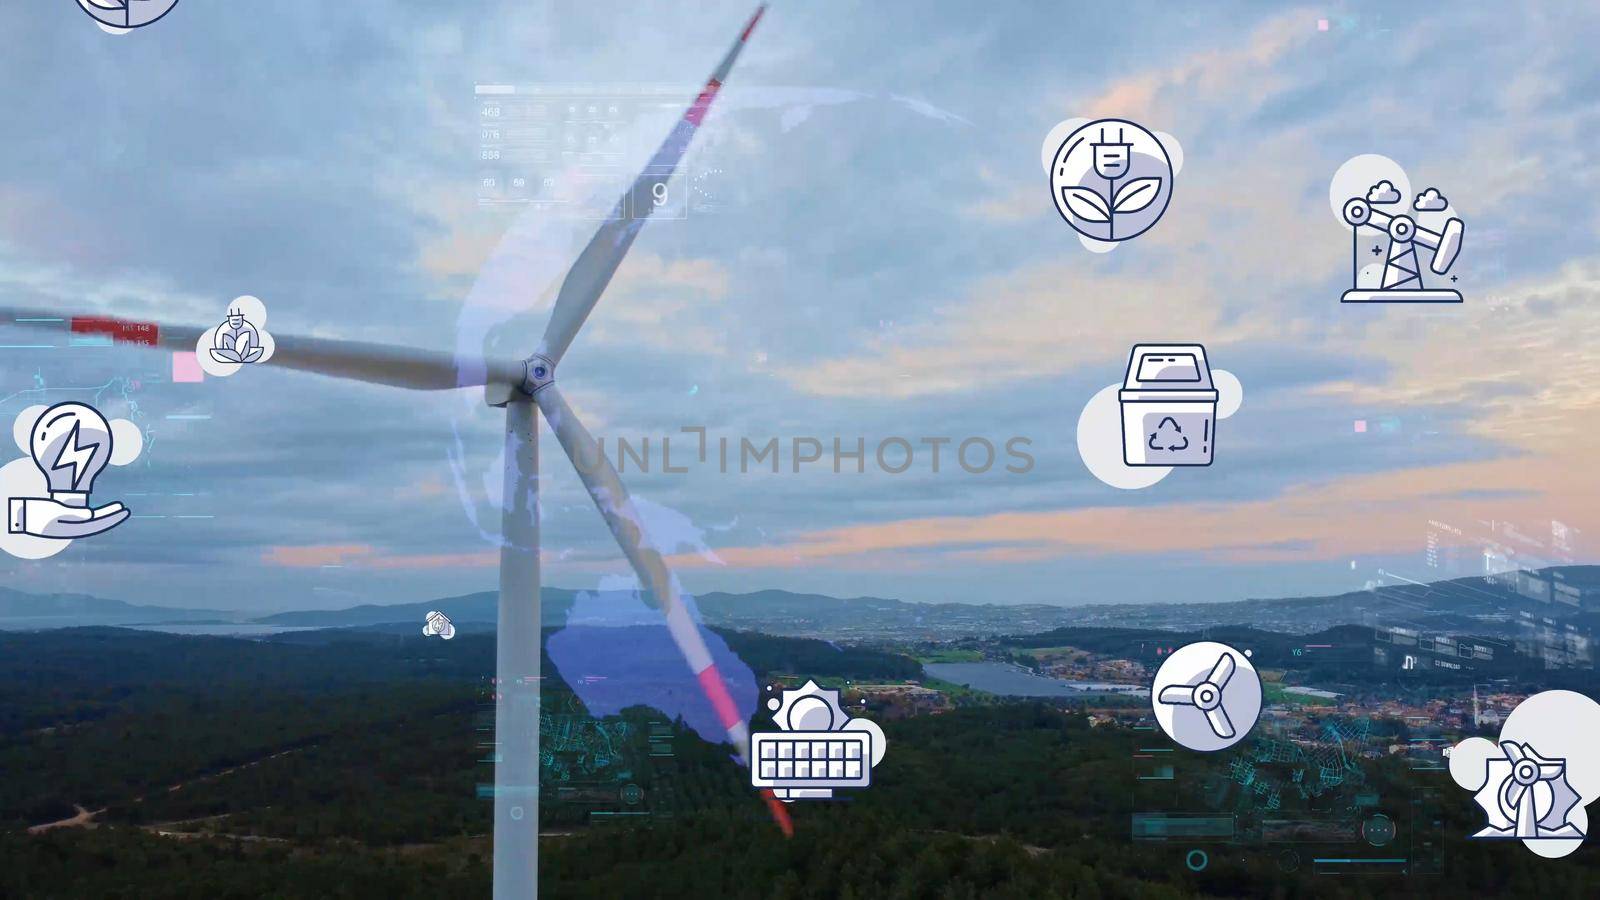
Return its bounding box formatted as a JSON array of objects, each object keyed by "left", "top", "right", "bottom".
[{"left": 485, "top": 356, "right": 556, "bottom": 407}]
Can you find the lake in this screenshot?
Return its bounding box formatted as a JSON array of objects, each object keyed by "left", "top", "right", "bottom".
[{"left": 923, "top": 661, "right": 1150, "bottom": 698}]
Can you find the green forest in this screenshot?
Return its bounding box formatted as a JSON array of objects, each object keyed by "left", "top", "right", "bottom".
[{"left": 1, "top": 628, "right": 1598, "bottom": 898}]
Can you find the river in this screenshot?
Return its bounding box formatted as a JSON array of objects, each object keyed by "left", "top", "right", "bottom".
[{"left": 923, "top": 661, "right": 1149, "bottom": 698}]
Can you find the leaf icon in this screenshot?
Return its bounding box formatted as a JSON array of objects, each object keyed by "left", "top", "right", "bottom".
[
  {"left": 1061, "top": 186, "right": 1111, "bottom": 223},
  {"left": 1112, "top": 177, "right": 1161, "bottom": 214}
]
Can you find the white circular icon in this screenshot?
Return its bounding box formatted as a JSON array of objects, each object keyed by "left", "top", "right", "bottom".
[
  {"left": 1048, "top": 118, "right": 1173, "bottom": 243},
  {"left": 1150, "top": 641, "right": 1262, "bottom": 752},
  {"left": 77, "top": 0, "right": 181, "bottom": 31}
]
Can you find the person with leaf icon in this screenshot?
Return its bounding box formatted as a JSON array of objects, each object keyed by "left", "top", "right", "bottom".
[{"left": 210, "top": 306, "right": 264, "bottom": 364}]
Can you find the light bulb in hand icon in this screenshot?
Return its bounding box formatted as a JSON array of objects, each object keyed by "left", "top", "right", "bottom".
[
  {"left": 1, "top": 402, "right": 142, "bottom": 558},
  {"left": 8, "top": 403, "right": 129, "bottom": 539}
]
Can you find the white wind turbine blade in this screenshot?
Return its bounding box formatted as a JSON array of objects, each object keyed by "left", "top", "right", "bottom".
[
  {"left": 1205, "top": 705, "right": 1236, "bottom": 740},
  {"left": 1523, "top": 743, "right": 1565, "bottom": 774},
  {"left": 1158, "top": 685, "right": 1197, "bottom": 705},
  {"left": 536, "top": 386, "right": 795, "bottom": 833},
  {"left": 537, "top": 5, "right": 766, "bottom": 365},
  {"left": 1505, "top": 780, "right": 1529, "bottom": 808},
  {"left": 0, "top": 306, "right": 523, "bottom": 391},
  {"left": 1207, "top": 653, "right": 1236, "bottom": 689},
  {"left": 267, "top": 333, "right": 522, "bottom": 390},
  {"left": 533, "top": 385, "right": 755, "bottom": 752}
]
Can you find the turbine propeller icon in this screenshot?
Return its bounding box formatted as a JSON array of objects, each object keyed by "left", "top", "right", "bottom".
[
  {"left": 1500, "top": 741, "right": 1571, "bottom": 839},
  {"left": 1158, "top": 651, "right": 1239, "bottom": 739}
]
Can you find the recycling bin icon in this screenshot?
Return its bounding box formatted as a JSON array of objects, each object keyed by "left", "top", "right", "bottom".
[{"left": 1119, "top": 344, "right": 1217, "bottom": 467}]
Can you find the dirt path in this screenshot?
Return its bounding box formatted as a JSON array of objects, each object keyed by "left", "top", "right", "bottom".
[
  {"left": 26, "top": 746, "right": 310, "bottom": 834},
  {"left": 163, "top": 747, "right": 303, "bottom": 795},
  {"left": 27, "top": 804, "right": 106, "bottom": 834}
]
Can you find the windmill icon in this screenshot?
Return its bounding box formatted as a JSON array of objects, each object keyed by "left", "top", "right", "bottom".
[
  {"left": 1471, "top": 741, "right": 1586, "bottom": 841},
  {"left": 2, "top": 6, "right": 777, "bottom": 897}
]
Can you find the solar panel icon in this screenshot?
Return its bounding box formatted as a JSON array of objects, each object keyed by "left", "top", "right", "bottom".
[
  {"left": 750, "top": 731, "right": 873, "bottom": 789},
  {"left": 754, "top": 679, "right": 888, "bottom": 800}
]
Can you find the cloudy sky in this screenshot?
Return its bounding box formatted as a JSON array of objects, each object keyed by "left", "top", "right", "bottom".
[{"left": 1, "top": 1, "right": 1597, "bottom": 612}]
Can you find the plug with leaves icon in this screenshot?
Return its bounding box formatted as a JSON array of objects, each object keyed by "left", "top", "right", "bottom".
[{"left": 1058, "top": 125, "right": 1163, "bottom": 240}]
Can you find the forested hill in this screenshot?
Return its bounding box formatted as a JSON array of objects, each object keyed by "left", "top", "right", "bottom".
[{"left": 5, "top": 628, "right": 1600, "bottom": 897}]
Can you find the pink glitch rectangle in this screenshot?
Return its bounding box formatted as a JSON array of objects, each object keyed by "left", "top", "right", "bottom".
[
  {"left": 172, "top": 351, "right": 205, "bottom": 383},
  {"left": 1354, "top": 419, "right": 1367, "bottom": 433},
  {"left": 1317, "top": 18, "right": 1330, "bottom": 31}
]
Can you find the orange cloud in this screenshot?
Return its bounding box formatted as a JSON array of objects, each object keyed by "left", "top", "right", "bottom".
[
  {"left": 365, "top": 550, "right": 500, "bottom": 570},
  {"left": 262, "top": 544, "right": 375, "bottom": 567},
  {"left": 666, "top": 450, "right": 1598, "bottom": 572},
  {"left": 1080, "top": 8, "right": 1317, "bottom": 124},
  {"left": 262, "top": 543, "right": 497, "bottom": 570}
]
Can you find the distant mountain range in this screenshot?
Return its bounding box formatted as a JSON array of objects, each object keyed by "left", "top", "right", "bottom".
[
  {"left": 253, "top": 591, "right": 519, "bottom": 627},
  {"left": 0, "top": 588, "right": 235, "bottom": 629},
  {"left": 5, "top": 566, "right": 1599, "bottom": 642}
]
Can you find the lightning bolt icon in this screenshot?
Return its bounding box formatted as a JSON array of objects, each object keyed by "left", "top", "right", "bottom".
[{"left": 50, "top": 421, "right": 101, "bottom": 489}]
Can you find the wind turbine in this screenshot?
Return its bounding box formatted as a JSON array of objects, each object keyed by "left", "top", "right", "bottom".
[
  {"left": 1498, "top": 741, "right": 1572, "bottom": 839},
  {"left": 1, "top": 5, "right": 785, "bottom": 897}
]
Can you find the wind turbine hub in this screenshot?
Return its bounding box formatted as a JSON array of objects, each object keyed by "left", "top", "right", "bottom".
[
  {"left": 1193, "top": 683, "right": 1221, "bottom": 710},
  {"left": 522, "top": 354, "right": 556, "bottom": 395},
  {"left": 1512, "top": 760, "right": 1540, "bottom": 785}
]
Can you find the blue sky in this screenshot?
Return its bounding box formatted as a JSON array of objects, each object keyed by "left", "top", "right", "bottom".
[{"left": 1, "top": 1, "right": 1597, "bottom": 611}]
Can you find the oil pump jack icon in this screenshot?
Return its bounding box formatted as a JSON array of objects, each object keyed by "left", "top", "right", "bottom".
[{"left": 1337, "top": 168, "right": 1465, "bottom": 303}]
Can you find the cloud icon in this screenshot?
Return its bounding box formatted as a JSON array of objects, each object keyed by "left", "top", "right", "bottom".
[
  {"left": 1414, "top": 187, "right": 1449, "bottom": 211},
  {"left": 1366, "top": 181, "right": 1401, "bottom": 204}
]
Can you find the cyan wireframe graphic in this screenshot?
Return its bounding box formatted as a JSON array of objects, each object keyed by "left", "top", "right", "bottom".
[{"left": 1238, "top": 718, "right": 1372, "bottom": 812}]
